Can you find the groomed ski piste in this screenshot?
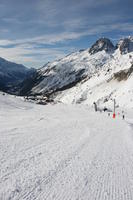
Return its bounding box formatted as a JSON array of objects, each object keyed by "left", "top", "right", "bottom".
[{"left": 0, "top": 92, "right": 133, "bottom": 200}]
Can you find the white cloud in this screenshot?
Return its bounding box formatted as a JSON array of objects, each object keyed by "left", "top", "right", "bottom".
[
  {"left": 0, "top": 21, "right": 132, "bottom": 47},
  {"left": 0, "top": 43, "right": 68, "bottom": 68}
]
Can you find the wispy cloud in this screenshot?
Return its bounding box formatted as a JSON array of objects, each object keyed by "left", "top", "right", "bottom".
[
  {"left": 0, "top": 22, "right": 132, "bottom": 46},
  {"left": 0, "top": 41, "right": 72, "bottom": 68}
]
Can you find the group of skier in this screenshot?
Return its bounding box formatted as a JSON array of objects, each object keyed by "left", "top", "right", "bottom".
[{"left": 93, "top": 102, "right": 125, "bottom": 120}]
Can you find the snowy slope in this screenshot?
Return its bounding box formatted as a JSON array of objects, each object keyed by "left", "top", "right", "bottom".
[
  {"left": 1, "top": 92, "right": 133, "bottom": 200},
  {"left": 55, "top": 50, "right": 133, "bottom": 109},
  {"left": 30, "top": 48, "right": 112, "bottom": 94},
  {"left": 22, "top": 37, "right": 133, "bottom": 109}
]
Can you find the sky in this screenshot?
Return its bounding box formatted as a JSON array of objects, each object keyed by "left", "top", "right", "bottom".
[{"left": 0, "top": 0, "right": 132, "bottom": 68}]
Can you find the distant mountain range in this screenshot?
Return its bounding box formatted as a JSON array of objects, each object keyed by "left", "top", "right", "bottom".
[{"left": 0, "top": 57, "right": 34, "bottom": 93}]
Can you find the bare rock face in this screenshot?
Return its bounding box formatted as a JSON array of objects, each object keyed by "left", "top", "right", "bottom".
[
  {"left": 113, "top": 64, "right": 133, "bottom": 81},
  {"left": 89, "top": 38, "right": 115, "bottom": 55},
  {"left": 117, "top": 37, "right": 133, "bottom": 54}
]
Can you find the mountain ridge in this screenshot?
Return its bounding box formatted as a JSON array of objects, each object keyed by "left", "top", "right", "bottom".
[{"left": 0, "top": 57, "right": 34, "bottom": 93}]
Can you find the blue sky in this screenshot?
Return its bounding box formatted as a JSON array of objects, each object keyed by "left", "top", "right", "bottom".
[{"left": 0, "top": 0, "right": 132, "bottom": 68}]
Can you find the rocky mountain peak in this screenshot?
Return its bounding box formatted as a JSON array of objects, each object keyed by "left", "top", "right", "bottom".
[
  {"left": 117, "top": 37, "right": 133, "bottom": 54},
  {"left": 89, "top": 38, "right": 115, "bottom": 55}
]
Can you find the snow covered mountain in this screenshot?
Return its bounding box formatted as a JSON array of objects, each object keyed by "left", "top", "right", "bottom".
[
  {"left": 20, "top": 37, "right": 133, "bottom": 109},
  {"left": 0, "top": 57, "right": 34, "bottom": 93}
]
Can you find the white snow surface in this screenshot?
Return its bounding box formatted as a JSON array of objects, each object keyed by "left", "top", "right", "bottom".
[{"left": 1, "top": 93, "right": 133, "bottom": 200}]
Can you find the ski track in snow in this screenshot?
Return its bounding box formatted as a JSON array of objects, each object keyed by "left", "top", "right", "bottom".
[{"left": 1, "top": 95, "right": 133, "bottom": 200}]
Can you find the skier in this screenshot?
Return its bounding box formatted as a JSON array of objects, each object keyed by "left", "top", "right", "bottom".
[
  {"left": 108, "top": 113, "right": 110, "bottom": 117},
  {"left": 122, "top": 111, "right": 125, "bottom": 120},
  {"left": 93, "top": 102, "right": 97, "bottom": 112}
]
